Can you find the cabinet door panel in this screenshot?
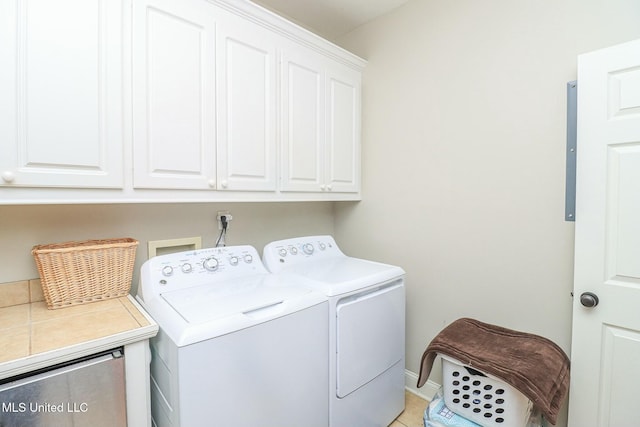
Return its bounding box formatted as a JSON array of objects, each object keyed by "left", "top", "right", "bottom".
[
  {"left": 327, "top": 66, "right": 361, "bottom": 192},
  {"left": 280, "top": 51, "right": 325, "bottom": 192},
  {"left": 132, "top": 0, "right": 215, "bottom": 189},
  {"left": 216, "top": 14, "right": 277, "bottom": 191},
  {"left": 0, "top": 0, "right": 124, "bottom": 188}
]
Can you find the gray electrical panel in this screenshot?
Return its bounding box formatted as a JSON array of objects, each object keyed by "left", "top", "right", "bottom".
[{"left": 565, "top": 81, "right": 577, "bottom": 221}]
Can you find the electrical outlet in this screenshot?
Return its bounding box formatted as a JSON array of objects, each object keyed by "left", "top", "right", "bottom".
[{"left": 217, "top": 211, "right": 232, "bottom": 230}]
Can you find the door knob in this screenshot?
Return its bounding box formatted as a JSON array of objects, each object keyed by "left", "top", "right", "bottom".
[{"left": 580, "top": 292, "right": 599, "bottom": 308}]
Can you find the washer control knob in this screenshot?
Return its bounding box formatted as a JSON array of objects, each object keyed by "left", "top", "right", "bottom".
[
  {"left": 278, "top": 248, "right": 287, "bottom": 257},
  {"left": 319, "top": 243, "right": 326, "bottom": 251},
  {"left": 243, "top": 254, "right": 253, "bottom": 264},
  {"left": 290, "top": 247, "right": 298, "bottom": 255},
  {"left": 303, "top": 243, "right": 314, "bottom": 255},
  {"left": 203, "top": 257, "right": 219, "bottom": 271},
  {"left": 181, "top": 263, "right": 193, "bottom": 273},
  {"left": 229, "top": 256, "right": 239, "bottom": 266},
  {"left": 161, "top": 266, "right": 174, "bottom": 277}
]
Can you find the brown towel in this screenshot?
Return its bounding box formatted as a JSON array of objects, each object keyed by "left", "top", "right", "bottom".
[{"left": 417, "top": 318, "right": 570, "bottom": 425}]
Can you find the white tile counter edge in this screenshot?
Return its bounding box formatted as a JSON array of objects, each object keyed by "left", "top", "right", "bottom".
[{"left": 0, "top": 295, "right": 159, "bottom": 381}]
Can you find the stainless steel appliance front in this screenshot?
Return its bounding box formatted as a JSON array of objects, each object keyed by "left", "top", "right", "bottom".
[{"left": 0, "top": 348, "right": 127, "bottom": 427}]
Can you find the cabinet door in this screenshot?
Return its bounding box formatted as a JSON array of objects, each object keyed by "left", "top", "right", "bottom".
[
  {"left": 280, "top": 49, "right": 326, "bottom": 192},
  {"left": 132, "top": 0, "right": 216, "bottom": 190},
  {"left": 0, "top": 0, "right": 124, "bottom": 188},
  {"left": 216, "top": 11, "right": 277, "bottom": 192},
  {"left": 280, "top": 49, "right": 362, "bottom": 195},
  {"left": 326, "top": 63, "right": 361, "bottom": 193}
]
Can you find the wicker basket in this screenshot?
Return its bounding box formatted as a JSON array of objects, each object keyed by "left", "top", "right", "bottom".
[{"left": 32, "top": 238, "right": 138, "bottom": 309}]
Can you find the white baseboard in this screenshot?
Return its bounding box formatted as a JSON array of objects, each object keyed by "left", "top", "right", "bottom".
[{"left": 404, "top": 369, "right": 439, "bottom": 401}]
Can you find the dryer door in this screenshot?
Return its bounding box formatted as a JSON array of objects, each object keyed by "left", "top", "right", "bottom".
[{"left": 336, "top": 280, "right": 405, "bottom": 398}]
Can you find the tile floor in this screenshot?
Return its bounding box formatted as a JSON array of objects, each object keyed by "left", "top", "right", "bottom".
[{"left": 390, "top": 391, "right": 429, "bottom": 427}]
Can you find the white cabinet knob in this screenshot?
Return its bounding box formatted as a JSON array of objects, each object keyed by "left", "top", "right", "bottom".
[
  {"left": 2, "top": 171, "right": 15, "bottom": 183},
  {"left": 320, "top": 185, "right": 326, "bottom": 191},
  {"left": 327, "top": 185, "right": 332, "bottom": 191},
  {"left": 208, "top": 179, "right": 216, "bottom": 188},
  {"left": 221, "top": 180, "right": 228, "bottom": 189}
]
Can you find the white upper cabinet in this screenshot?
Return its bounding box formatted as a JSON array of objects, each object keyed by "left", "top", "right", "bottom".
[
  {"left": 132, "top": 0, "right": 217, "bottom": 190},
  {"left": 0, "top": 0, "right": 364, "bottom": 203},
  {"left": 280, "top": 47, "right": 362, "bottom": 194},
  {"left": 0, "top": 0, "right": 125, "bottom": 188},
  {"left": 215, "top": 10, "right": 277, "bottom": 192},
  {"left": 281, "top": 48, "right": 325, "bottom": 192},
  {"left": 326, "top": 63, "right": 361, "bottom": 193}
]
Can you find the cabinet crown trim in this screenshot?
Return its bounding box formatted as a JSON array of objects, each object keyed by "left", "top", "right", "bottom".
[{"left": 210, "top": 0, "right": 367, "bottom": 70}]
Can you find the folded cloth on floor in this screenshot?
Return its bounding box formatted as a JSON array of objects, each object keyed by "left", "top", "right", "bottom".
[
  {"left": 417, "top": 318, "right": 570, "bottom": 425},
  {"left": 424, "top": 387, "right": 481, "bottom": 427}
]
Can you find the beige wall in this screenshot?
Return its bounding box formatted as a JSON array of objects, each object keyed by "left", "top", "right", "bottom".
[
  {"left": 0, "top": 202, "right": 335, "bottom": 293},
  {"left": 2, "top": 1, "right": 640, "bottom": 424},
  {"left": 333, "top": 0, "right": 640, "bottom": 417}
]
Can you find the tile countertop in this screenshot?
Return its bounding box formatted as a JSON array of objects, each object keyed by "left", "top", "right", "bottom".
[{"left": 0, "top": 280, "right": 158, "bottom": 380}]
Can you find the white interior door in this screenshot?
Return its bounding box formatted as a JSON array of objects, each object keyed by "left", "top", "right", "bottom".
[{"left": 568, "top": 38, "right": 640, "bottom": 427}]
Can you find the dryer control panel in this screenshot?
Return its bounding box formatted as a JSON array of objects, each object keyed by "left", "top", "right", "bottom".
[
  {"left": 262, "top": 235, "right": 345, "bottom": 273},
  {"left": 139, "top": 245, "right": 266, "bottom": 299}
]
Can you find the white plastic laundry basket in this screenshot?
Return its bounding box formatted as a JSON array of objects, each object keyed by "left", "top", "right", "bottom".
[{"left": 441, "top": 355, "right": 533, "bottom": 427}]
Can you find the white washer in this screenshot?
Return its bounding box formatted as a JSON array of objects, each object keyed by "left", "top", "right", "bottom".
[
  {"left": 136, "top": 245, "right": 329, "bottom": 427},
  {"left": 263, "top": 236, "right": 406, "bottom": 427}
]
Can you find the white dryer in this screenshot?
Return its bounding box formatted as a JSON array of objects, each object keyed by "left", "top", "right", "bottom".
[
  {"left": 136, "top": 245, "right": 329, "bottom": 427},
  {"left": 263, "top": 236, "right": 406, "bottom": 427}
]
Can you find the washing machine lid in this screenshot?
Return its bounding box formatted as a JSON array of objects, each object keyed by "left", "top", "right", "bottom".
[
  {"left": 284, "top": 257, "right": 405, "bottom": 296},
  {"left": 137, "top": 244, "right": 329, "bottom": 347},
  {"left": 141, "top": 275, "right": 328, "bottom": 347},
  {"left": 144, "top": 274, "right": 327, "bottom": 347},
  {"left": 161, "top": 274, "right": 310, "bottom": 324}
]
